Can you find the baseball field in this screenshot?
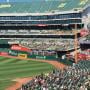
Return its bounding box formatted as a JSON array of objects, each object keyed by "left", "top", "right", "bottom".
[{"left": 0, "top": 56, "right": 55, "bottom": 90}]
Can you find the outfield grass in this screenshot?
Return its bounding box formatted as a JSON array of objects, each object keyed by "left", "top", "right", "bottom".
[{"left": 0, "top": 56, "right": 55, "bottom": 90}]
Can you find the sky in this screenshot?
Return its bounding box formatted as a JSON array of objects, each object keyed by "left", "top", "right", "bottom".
[
  {"left": 0, "top": 0, "right": 60, "bottom": 2},
  {"left": 0, "top": 0, "right": 52, "bottom": 2},
  {"left": 0, "top": 0, "right": 33, "bottom": 2}
]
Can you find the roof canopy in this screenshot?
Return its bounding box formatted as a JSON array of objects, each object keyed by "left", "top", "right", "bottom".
[{"left": 0, "top": 0, "right": 89, "bottom": 13}]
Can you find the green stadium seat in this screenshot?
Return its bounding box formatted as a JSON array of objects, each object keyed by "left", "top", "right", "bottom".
[{"left": 0, "top": 0, "right": 89, "bottom": 13}]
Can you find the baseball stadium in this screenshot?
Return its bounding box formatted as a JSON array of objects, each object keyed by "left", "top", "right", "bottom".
[{"left": 0, "top": 0, "right": 90, "bottom": 90}]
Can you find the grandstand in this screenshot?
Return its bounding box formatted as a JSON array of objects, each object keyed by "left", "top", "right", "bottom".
[
  {"left": 0, "top": 0, "right": 90, "bottom": 90},
  {"left": 0, "top": 0, "right": 89, "bottom": 31},
  {"left": 0, "top": 0, "right": 89, "bottom": 60},
  {"left": 7, "top": 38, "right": 74, "bottom": 51},
  {"left": 19, "top": 60, "right": 90, "bottom": 90}
]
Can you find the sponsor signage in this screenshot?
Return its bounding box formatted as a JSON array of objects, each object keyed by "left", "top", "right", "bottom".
[
  {"left": 80, "top": 29, "right": 89, "bottom": 36},
  {"left": 0, "top": 52, "right": 8, "bottom": 55},
  {"left": 36, "top": 56, "right": 46, "bottom": 59},
  {"left": 18, "top": 54, "right": 27, "bottom": 59},
  {"left": 30, "top": 49, "right": 56, "bottom": 56},
  {"left": 9, "top": 50, "right": 18, "bottom": 56},
  {"left": 11, "top": 45, "right": 31, "bottom": 52}
]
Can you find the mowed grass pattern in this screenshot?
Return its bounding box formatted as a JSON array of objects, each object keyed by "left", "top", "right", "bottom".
[{"left": 0, "top": 56, "right": 55, "bottom": 90}]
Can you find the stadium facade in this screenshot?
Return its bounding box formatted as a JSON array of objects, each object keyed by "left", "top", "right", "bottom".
[
  {"left": 0, "top": 0, "right": 90, "bottom": 35},
  {"left": 0, "top": 0, "right": 90, "bottom": 62}
]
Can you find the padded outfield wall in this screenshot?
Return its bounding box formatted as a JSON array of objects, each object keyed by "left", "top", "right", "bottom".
[
  {"left": 0, "top": 47, "right": 73, "bottom": 66},
  {"left": 8, "top": 50, "right": 58, "bottom": 60},
  {"left": 0, "top": 44, "right": 74, "bottom": 65},
  {"left": 0, "top": 46, "right": 58, "bottom": 60}
]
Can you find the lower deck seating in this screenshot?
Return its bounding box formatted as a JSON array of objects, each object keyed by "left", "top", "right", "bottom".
[{"left": 19, "top": 60, "right": 90, "bottom": 90}]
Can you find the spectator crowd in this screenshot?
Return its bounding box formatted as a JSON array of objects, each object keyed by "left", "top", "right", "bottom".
[
  {"left": 18, "top": 60, "right": 90, "bottom": 90},
  {"left": 0, "top": 30, "right": 75, "bottom": 35},
  {"left": 8, "top": 38, "right": 75, "bottom": 51}
]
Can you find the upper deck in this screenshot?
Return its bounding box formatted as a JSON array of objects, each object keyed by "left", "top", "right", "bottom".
[{"left": 0, "top": 0, "right": 89, "bottom": 15}]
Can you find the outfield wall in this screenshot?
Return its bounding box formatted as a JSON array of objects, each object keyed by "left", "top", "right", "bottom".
[
  {"left": 0, "top": 48, "right": 58, "bottom": 60},
  {"left": 28, "top": 54, "right": 57, "bottom": 60},
  {"left": 0, "top": 47, "right": 73, "bottom": 65}
]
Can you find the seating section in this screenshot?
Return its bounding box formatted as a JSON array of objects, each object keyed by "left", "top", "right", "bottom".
[
  {"left": 0, "top": 0, "right": 89, "bottom": 13},
  {"left": 19, "top": 60, "right": 90, "bottom": 90},
  {"left": 0, "top": 30, "right": 77, "bottom": 35},
  {"left": 7, "top": 38, "right": 75, "bottom": 51}
]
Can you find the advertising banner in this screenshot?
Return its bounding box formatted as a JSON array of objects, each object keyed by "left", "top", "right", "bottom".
[
  {"left": 18, "top": 54, "right": 27, "bottom": 59},
  {"left": 36, "top": 56, "right": 46, "bottom": 59},
  {"left": 0, "top": 52, "right": 8, "bottom": 56},
  {"left": 80, "top": 29, "right": 89, "bottom": 37},
  {"left": 9, "top": 50, "right": 18, "bottom": 56},
  {"left": 28, "top": 54, "right": 57, "bottom": 60},
  {"left": 77, "top": 53, "right": 86, "bottom": 60},
  {"left": 11, "top": 45, "right": 32, "bottom": 52}
]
